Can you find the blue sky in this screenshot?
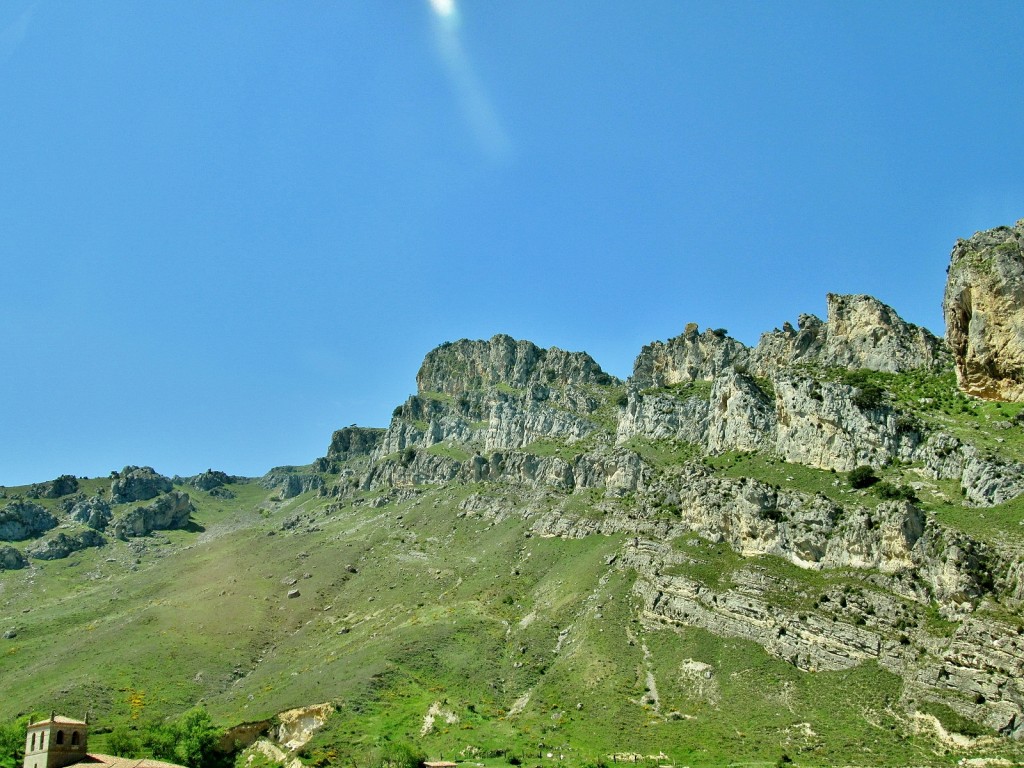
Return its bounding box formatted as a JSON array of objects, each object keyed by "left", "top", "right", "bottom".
[{"left": 1, "top": 1, "right": 1022, "bottom": 485}]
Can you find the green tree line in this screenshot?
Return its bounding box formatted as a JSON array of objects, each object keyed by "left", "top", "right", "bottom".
[{"left": 0, "top": 708, "right": 225, "bottom": 768}]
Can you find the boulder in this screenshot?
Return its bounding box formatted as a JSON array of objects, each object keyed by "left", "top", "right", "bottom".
[
  {"left": 0, "top": 501, "right": 57, "bottom": 541},
  {"left": 112, "top": 491, "right": 194, "bottom": 539},
  {"left": 0, "top": 545, "right": 27, "bottom": 570},
  {"left": 944, "top": 219, "right": 1024, "bottom": 401},
  {"left": 68, "top": 496, "right": 112, "bottom": 530},
  {"left": 28, "top": 529, "right": 106, "bottom": 560}
]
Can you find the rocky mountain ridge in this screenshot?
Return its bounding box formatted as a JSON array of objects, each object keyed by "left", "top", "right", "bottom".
[{"left": 4, "top": 219, "right": 1024, "bottom": 762}]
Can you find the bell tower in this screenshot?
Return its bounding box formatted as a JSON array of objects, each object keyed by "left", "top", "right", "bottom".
[{"left": 23, "top": 714, "right": 89, "bottom": 768}]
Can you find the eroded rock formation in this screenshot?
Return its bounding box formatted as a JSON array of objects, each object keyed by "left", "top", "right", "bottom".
[{"left": 944, "top": 220, "right": 1024, "bottom": 401}]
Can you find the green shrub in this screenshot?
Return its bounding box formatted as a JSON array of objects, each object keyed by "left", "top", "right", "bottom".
[
  {"left": 849, "top": 465, "right": 879, "bottom": 489},
  {"left": 875, "top": 481, "right": 918, "bottom": 501},
  {"left": 0, "top": 718, "right": 27, "bottom": 768},
  {"left": 107, "top": 725, "right": 143, "bottom": 758}
]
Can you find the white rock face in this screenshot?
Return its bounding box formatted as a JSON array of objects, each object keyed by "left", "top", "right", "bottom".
[
  {"left": 945, "top": 220, "right": 1024, "bottom": 401},
  {"left": 751, "top": 293, "right": 946, "bottom": 374}
]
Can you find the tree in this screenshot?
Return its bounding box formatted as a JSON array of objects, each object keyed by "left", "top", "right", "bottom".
[
  {"left": 0, "top": 718, "right": 27, "bottom": 768},
  {"left": 142, "top": 708, "right": 222, "bottom": 768},
  {"left": 173, "top": 708, "right": 221, "bottom": 768},
  {"left": 107, "top": 725, "right": 143, "bottom": 759}
]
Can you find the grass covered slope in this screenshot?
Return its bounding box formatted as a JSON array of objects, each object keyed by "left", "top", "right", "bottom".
[
  {"left": 1, "top": 460, "right": 1021, "bottom": 767},
  {"left": 4, "top": 311, "right": 1024, "bottom": 767}
]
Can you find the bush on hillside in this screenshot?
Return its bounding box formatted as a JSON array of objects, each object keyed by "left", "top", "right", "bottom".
[
  {"left": 849, "top": 465, "right": 879, "bottom": 489},
  {"left": 875, "top": 481, "right": 918, "bottom": 501}
]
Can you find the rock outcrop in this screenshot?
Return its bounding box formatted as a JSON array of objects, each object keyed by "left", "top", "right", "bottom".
[
  {"left": 112, "top": 491, "right": 194, "bottom": 539},
  {"left": 28, "top": 529, "right": 106, "bottom": 560},
  {"left": 324, "top": 427, "right": 385, "bottom": 463},
  {"left": 632, "top": 325, "right": 748, "bottom": 388},
  {"left": 260, "top": 470, "right": 324, "bottom": 499},
  {"left": 632, "top": 294, "right": 946, "bottom": 389},
  {"left": 67, "top": 496, "right": 112, "bottom": 530},
  {"left": 26, "top": 474, "right": 79, "bottom": 499},
  {"left": 751, "top": 293, "right": 946, "bottom": 374},
  {"left": 110, "top": 466, "right": 173, "bottom": 503},
  {"left": 417, "top": 334, "right": 616, "bottom": 395},
  {"left": 0, "top": 501, "right": 57, "bottom": 541},
  {"left": 179, "top": 469, "right": 241, "bottom": 492},
  {"left": 944, "top": 220, "right": 1024, "bottom": 401},
  {"left": 0, "top": 545, "right": 27, "bottom": 570}
]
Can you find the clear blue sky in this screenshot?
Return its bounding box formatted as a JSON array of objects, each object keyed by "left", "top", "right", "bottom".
[{"left": 2, "top": 1, "right": 1023, "bottom": 486}]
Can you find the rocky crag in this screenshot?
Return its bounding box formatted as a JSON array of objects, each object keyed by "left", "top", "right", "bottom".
[
  {"left": 945, "top": 219, "right": 1024, "bottom": 402},
  {"left": 299, "top": 221, "right": 1024, "bottom": 739},
  {"left": 4, "top": 219, "right": 1024, "bottom": 757}
]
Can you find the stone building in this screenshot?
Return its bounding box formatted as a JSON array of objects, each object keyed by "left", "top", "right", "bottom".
[{"left": 23, "top": 715, "right": 184, "bottom": 768}]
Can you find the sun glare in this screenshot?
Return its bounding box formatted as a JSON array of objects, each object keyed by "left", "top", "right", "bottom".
[{"left": 429, "top": 0, "right": 456, "bottom": 18}]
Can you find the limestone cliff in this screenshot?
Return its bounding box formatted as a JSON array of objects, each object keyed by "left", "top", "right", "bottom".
[
  {"left": 944, "top": 220, "right": 1024, "bottom": 401},
  {"left": 752, "top": 293, "right": 946, "bottom": 374},
  {"left": 416, "top": 334, "right": 616, "bottom": 395}
]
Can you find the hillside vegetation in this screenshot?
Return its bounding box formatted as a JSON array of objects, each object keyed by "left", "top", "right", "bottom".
[{"left": 4, "top": 222, "right": 1024, "bottom": 767}]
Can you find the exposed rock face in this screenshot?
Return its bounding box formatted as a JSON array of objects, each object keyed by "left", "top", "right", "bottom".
[
  {"left": 372, "top": 336, "right": 616, "bottom": 463},
  {"left": 112, "top": 491, "right": 193, "bottom": 539},
  {"left": 632, "top": 325, "right": 748, "bottom": 388},
  {"left": 0, "top": 501, "right": 57, "bottom": 541},
  {"left": 771, "top": 375, "right": 923, "bottom": 471},
  {"left": 68, "top": 496, "right": 112, "bottom": 530},
  {"left": 27, "top": 474, "right": 79, "bottom": 499},
  {"left": 817, "top": 293, "right": 945, "bottom": 372},
  {"left": 28, "top": 529, "right": 106, "bottom": 560},
  {"left": 751, "top": 294, "right": 946, "bottom": 374},
  {"left": 110, "top": 466, "right": 173, "bottom": 503},
  {"left": 747, "top": 314, "right": 826, "bottom": 372},
  {"left": 181, "top": 469, "right": 240, "bottom": 492},
  {"left": 917, "top": 433, "right": 1024, "bottom": 508},
  {"left": 618, "top": 372, "right": 924, "bottom": 473},
  {"left": 324, "top": 427, "right": 385, "bottom": 463},
  {"left": 615, "top": 386, "right": 710, "bottom": 446},
  {"left": 634, "top": 294, "right": 945, "bottom": 389},
  {"left": 260, "top": 470, "right": 324, "bottom": 499},
  {"left": 0, "top": 545, "right": 27, "bottom": 570},
  {"left": 416, "top": 334, "right": 617, "bottom": 395},
  {"left": 944, "top": 220, "right": 1024, "bottom": 401}
]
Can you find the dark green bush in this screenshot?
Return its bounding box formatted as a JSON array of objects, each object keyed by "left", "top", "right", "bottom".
[
  {"left": 849, "top": 465, "right": 879, "bottom": 488},
  {"left": 401, "top": 446, "right": 417, "bottom": 466},
  {"left": 875, "top": 481, "right": 918, "bottom": 501}
]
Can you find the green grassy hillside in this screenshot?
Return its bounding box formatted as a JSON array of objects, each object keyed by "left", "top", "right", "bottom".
[
  {"left": 4, "top": 361, "right": 1024, "bottom": 767},
  {"left": 2, "top": 466, "right": 1021, "bottom": 768}
]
